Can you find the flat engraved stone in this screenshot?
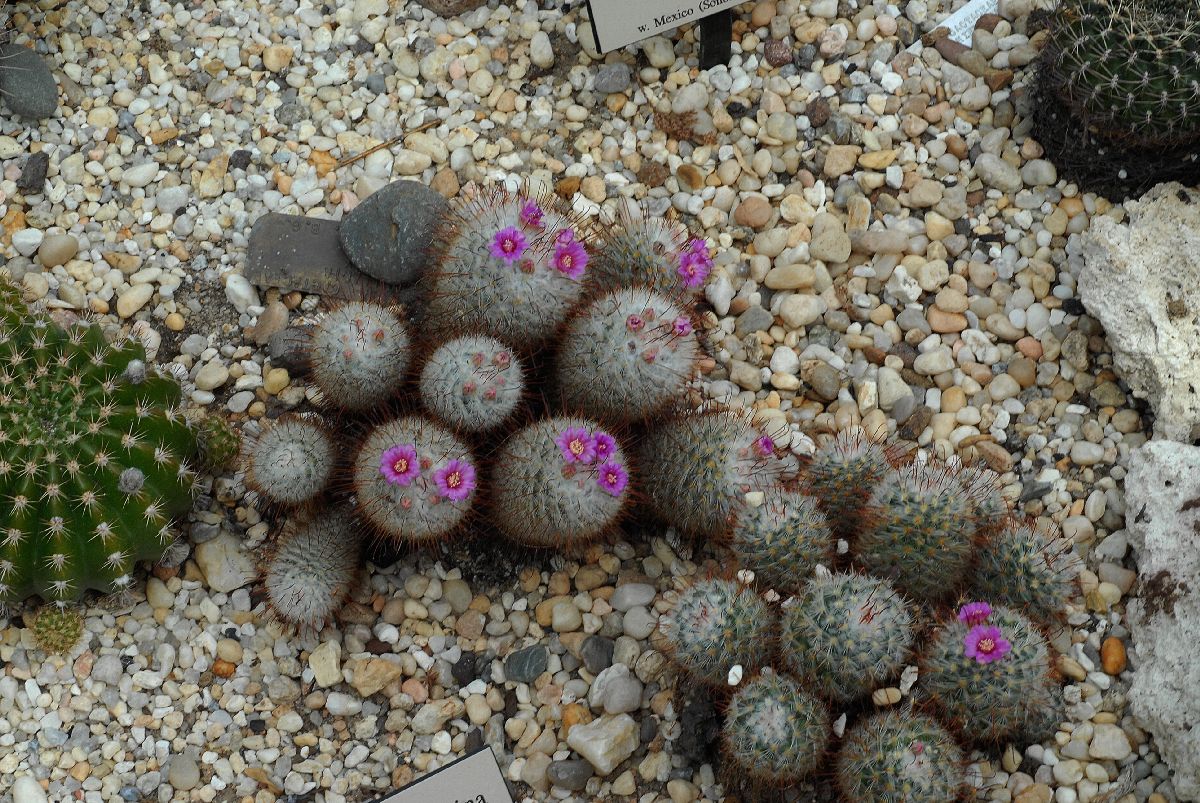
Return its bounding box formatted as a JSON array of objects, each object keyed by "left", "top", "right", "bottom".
[{"left": 246, "top": 213, "right": 390, "bottom": 300}]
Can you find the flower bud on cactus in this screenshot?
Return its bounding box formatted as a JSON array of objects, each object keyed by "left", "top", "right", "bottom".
[
  {"left": 0, "top": 285, "right": 196, "bottom": 604},
  {"left": 197, "top": 414, "right": 241, "bottom": 474},
  {"left": 309, "top": 301, "right": 410, "bottom": 411},
  {"left": 351, "top": 416, "right": 477, "bottom": 544},
  {"left": 972, "top": 523, "right": 1080, "bottom": 622},
  {"left": 263, "top": 509, "right": 361, "bottom": 630},
  {"left": 426, "top": 188, "right": 593, "bottom": 343},
  {"left": 242, "top": 415, "right": 336, "bottom": 507},
  {"left": 919, "top": 603, "right": 1056, "bottom": 743},
  {"left": 780, "top": 572, "right": 915, "bottom": 702},
  {"left": 836, "top": 710, "right": 966, "bottom": 803},
  {"left": 660, "top": 576, "right": 774, "bottom": 684},
  {"left": 555, "top": 287, "right": 699, "bottom": 424},
  {"left": 490, "top": 417, "right": 629, "bottom": 548},
  {"left": 589, "top": 200, "right": 713, "bottom": 297},
  {"left": 730, "top": 489, "right": 833, "bottom": 595},
  {"left": 28, "top": 604, "right": 85, "bottom": 654},
  {"left": 722, "top": 673, "right": 831, "bottom": 786},
  {"left": 805, "top": 429, "right": 896, "bottom": 538},
  {"left": 640, "top": 411, "right": 793, "bottom": 539},
  {"left": 419, "top": 335, "right": 524, "bottom": 433}
]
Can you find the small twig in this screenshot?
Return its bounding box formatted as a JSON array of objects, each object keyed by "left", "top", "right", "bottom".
[{"left": 334, "top": 119, "right": 439, "bottom": 170}]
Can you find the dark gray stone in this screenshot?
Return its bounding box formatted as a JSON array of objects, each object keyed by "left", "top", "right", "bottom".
[
  {"left": 593, "top": 63, "right": 631, "bottom": 94},
  {"left": 246, "top": 213, "right": 390, "bottom": 300},
  {"left": 0, "top": 44, "right": 58, "bottom": 120},
  {"left": 266, "top": 326, "right": 312, "bottom": 376},
  {"left": 338, "top": 180, "right": 448, "bottom": 287},
  {"left": 413, "top": 0, "right": 487, "bottom": 16},
  {"left": 17, "top": 152, "right": 49, "bottom": 193},
  {"left": 504, "top": 645, "right": 548, "bottom": 683},
  {"left": 580, "top": 636, "right": 614, "bottom": 674},
  {"left": 546, "top": 759, "right": 592, "bottom": 791},
  {"left": 734, "top": 304, "right": 774, "bottom": 336}
]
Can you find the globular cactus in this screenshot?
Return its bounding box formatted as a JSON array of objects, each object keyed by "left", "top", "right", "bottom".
[
  {"left": 490, "top": 417, "right": 630, "bottom": 548},
  {"left": 0, "top": 284, "right": 196, "bottom": 604},
  {"left": 722, "top": 673, "right": 830, "bottom": 786},
  {"left": 660, "top": 576, "right": 775, "bottom": 685},
  {"left": 263, "top": 509, "right": 361, "bottom": 630},
  {"left": 971, "top": 523, "right": 1080, "bottom": 622},
  {"left": 426, "top": 187, "right": 593, "bottom": 343},
  {"left": 351, "top": 416, "right": 478, "bottom": 544},
  {"left": 730, "top": 489, "right": 833, "bottom": 595},
  {"left": 805, "top": 429, "right": 896, "bottom": 539},
  {"left": 242, "top": 415, "right": 336, "bottom": 507},
  {"left": 780, "top": 572, "right": 915, "bottom": 702},
  {"left": 419, "top": 335, "right": 524, "bottom": 433},
  {"left": 28, "top": 604, "right": 85, "bottom": 653},
  {"left": 956, "top": 464, "right": 1009, "bottom": 532},
  {"left": 853, "top": 460, "right": 978, "bottom": 603},
  {"left": 919, "top": 602, "right": 1057, "bottom": 743},
  {"left": 555, "top": 287, "right": 700, "bottom": 424},
  {"left": 639, "top": 411, "right": 794, "bottom": 539},
  {"left": 589, "top": 200, "right": 713, "bottom": 297},
  {"left": 197, "top": 414, "right": 241, "bottom": 474},
  {"left": 309, "top": 301, "right": 409, "bottom": 411},
  {"left": 835, "top": 710, "right": 966, "bottom": 803}
]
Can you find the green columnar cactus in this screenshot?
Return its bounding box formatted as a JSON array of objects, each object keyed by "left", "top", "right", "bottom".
[
  {"left": 0, "top": 285, "right": 196, "bottom": 604},
  {"left": 639, "top": 411, "right": 793, "bottom": 539},
  {"left": 730, "top": 489, "right": 833, "bottom": 595},
  {"left": 836, "top": 710, "right": 967, "bottom": 803},
  {"left": 490, "top": 417, "right": 630, "bottom": 548},
  {"left": 263, "top": 509, "right": 361, "bottom": 630},
  {"left": 722, "top": 674, "right": 831, "bottom": 786},
  {"left": 419, "top": 335, "right": 524, "bottom": 433},
  {"left": 350, "top": 416, "right": 478, "bottom": 544},
  {"left": 309, "top": 301, "right": 410, "bottom": 411},
  {"left": 425, "top": 187, "right": 593, "bottom": 343},
  {"left": 589, "top": 200, "right": 713, "bottom": 297},
  {"left": 660, "top": 577, "right": 775, "bottom": 685},
  {"left": 971, "top": 523, "right": 1080, "bottom": 622},
  {"left": 805, "top": 429, "right": 895, "bottom": 538},
  {"left": 197, "top": 414, "right": 241, "bottom": 474},
  {"left": 919, "top": 603, "right": 1057, "bottom": 743},
  {"left": 853, "top": 460, "right": 977, "bottom": 603},
  {"left": 242, "top": 415, "right": 336, "bottom": 507},
  {"left": 555, "top": 287, "right": 700, "bottom": 424},
  {"left": 28, "top": 604, "right": 85, "bottom": 653},
  {"left": 780, "top": 572, "right": 915, "bottom": 702}
]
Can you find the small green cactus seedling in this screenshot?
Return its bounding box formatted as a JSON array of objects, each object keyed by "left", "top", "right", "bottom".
[
  {"left": 490, "top": 417, "right": 630, "bottom": 548},
  {"left": 971, "top": 523, "right": 1080, "bottom": 623},
  {"left": 722, "top": 673, "right": 831, "bottom": 787},
  {"left": 589, "top": 200, "right": 714, "bottom": 297},
  {"left": 919, "top": 602, "right": 1057, "bottom": 743},
  {"left": 197, "top": 414, "right": 241, "bottom": 474},
  {"left": 780, "top": 572, "right": 915, "bottom": 702},
  {"left": 351, "top": 416, "right": 477, "bottom": 544},
  {"left": 28, "top": 604, "right": 85, "bottom": 653},
  {"left": 805, "top": 429, "right": 896, "bottom": 538},
  {"left": 639, "top": 411, "right": 793, "bottom": 539},
  {"left": 419, "top": 335, "right": 524, "bottom": 433},
  {"left": 242, "top": 415, "right": 336, "bottom": 507},
  {"left": 730, "top": 488, "right": 833, "bottom": 595},
  {"left": 853, "top": 460, "right": 978, "bottom": 603},
  {"left": 309, "top": 301, "right": 410, "bottom": 411},
  {"left": 263, "top": 509, "right": 361, "bottom": 630},
  {"left": 836, "top": 710, "right": 967, "bottom": 803},
  {"left": 555, "top": 287, "right": 700, "bottom": 424},
  {"left": 426, "top": 187, "right": 593, "bottom": 343},
  {"left": 660, "top": 577, "right": 775, "bottom": 685},
  {"left": 0, "top": 283, "right": 196, "bottom": 604}
]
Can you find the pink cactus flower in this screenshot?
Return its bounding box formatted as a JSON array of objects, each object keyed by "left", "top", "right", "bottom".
[
  {"left": 592, "top": 432, "right": 617, "bottom": 461},
  {"left": 433, "top": 459, "right": 476, "bottom": 502},
  {"left": 556, "top": 426, "right": 597, "bottom": 464},
  {"left": 489, "top": 226, "right": 528, "bottom": 265},
  {"left": 957, "top": 601, "right": 993, "bottom": 627},
  {"left": 596, "top": 461, "right": 628, "bottom": 496},
  {"left": 964, "top": 624, "right": 1012, "bottom": 664},
  {"left": 672, "top": 316, "right": 693, "bottom": 336},
  {"left": 379, "top": 444, "right": 420, "bottom": 486},
  {"left": 519, "top": 200, "right": 544, "bottom": 229},
  {"left": 552, "top": 236, "right": 588, "bottom": 280}
]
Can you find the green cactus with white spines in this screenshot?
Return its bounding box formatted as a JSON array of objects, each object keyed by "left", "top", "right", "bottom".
[
  {"left": 722, "top": 673, "right": 831, "bottom": 787},
  {"left": 730, "top": 488, "right": 833, "bottom": 595},
  {"left": 853, "top": 460, "right": 977, "bottom": 603},
  {"left": 660, "top": 577, "right": 775, "bottom": 685},
  {"left": 0, "top": 283, "right": 195, "bottom": 604},
  {"left": 780, "top": 572, "right": 915, "bottom": 702},
  {"left": 919, "top": 604, "right": 1057, "bottom": 743},
  {"left": 805, "top": 429, "right": 895, "bottom": 539},
  {"left": 589, "top": 200, "right": 712, "bottom": 298},
  {"left": 555, "top": 287, "right": 700, "bottom": 424},
  {"left": 419, "top": 335, "right": 524, "bottom": 433},
  {"left": 836, "top": 710, "right": 967, "bottom": 803},
  {"left": 490, "top": 417, "right": 630, "bottom": 548},
  {"left": 309, "top": 301, "right": 410, "bottom": 411},
  {"left": 263, "top": 509, "right": 362, "bottom": 630},
  {"left": 425, "top": 187, "right": 593, "bottom": 343},
  {"left": 971, "top": 523, "right": 1080, "bottom": 623},
  {"left": 639, "top": 411, "right": 794, "bottom": 539},
  {"left": 242, "top": 415, "right": 335, "bottom": 507},
  {"left": 350, "top": 416, "right": 478, "bottom": 544}
]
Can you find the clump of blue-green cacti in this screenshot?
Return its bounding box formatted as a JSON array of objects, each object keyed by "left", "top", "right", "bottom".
[{"left": 0, "top": 278, "right": 196, "bottom": 606}]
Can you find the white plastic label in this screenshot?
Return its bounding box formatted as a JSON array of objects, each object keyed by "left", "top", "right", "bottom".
[{"left": 586, "top": 0, "right": 742, "bottom": 53}]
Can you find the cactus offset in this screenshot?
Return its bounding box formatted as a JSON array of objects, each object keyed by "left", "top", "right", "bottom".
[
  {"left": 730, "top": 489, "right": 833, "bottom": 595},
  {"left": 309, "top": 301, "right": 410, "bottom": 411},
  {"left": 805, "top": 429, "right": 896, "bottom": 538},
  {"left": 263, "top": 509, "right": 361, "bottom": 630},
  {"left": 419, "top": 335, "right": 524, "bottom": 433},
  {"left": 660, "top": 577, "right": 775, "bottom": 685},
  {"left": 836, "top": 710, "right": 967, "bottom": 803},
  {"left": 197, "top": 414, "right": 241, "bottom": 474},
  {"left": 28, "top": 604, "right": 85, "bottom": 653},
  {"left": 971, "top": 523, "right": 1080, "bottom": 622},
  {"left": 722, "top": 673, "right": 831, "bottom": 786},
  {"left": 242, "top": 415, "right": 336, "bottom": 507}
]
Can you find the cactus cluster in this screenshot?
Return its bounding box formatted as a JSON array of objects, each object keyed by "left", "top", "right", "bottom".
[{"left": 0, "top": 279, "right": 196, "bottom": 606}]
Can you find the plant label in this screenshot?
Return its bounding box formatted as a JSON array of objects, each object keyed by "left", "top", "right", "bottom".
[
  {"left": 586, "top": 0, "right": 741, "bottom": 53},
  {"left": 364, "top": 746, "right": 515, "bottom": 803}
]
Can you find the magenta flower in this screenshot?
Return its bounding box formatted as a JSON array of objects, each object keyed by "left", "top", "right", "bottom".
[
  {"left": 556, "top": 427, "right": 596, "bottom": 464},
  {"left": 556, "top": 228, "right": 577, "bottom": 245},
  {"left": 963, "top": 624, "right": 1012, "bottom": 664},
  {"left": 433, "top": 459, "right": 476, "bottom": 502},
  {"left": 552, "top": 236, "right": 588, "bottom": 280},
  {"left": 677, "top": 252, "right": 712, "bottom": 287},
  {"left": 489, "top": 226, "right": 528, "bottom": 265},
  {"left": 596, "top": 461, "right": 628, "bottom": 496},
  {"left": 379, "top": 444, "right": 420, "bottom": 486},
  {"left": 754, "top": 435, "right": 775, "bottom": 457},
  {"left": 957, "top": 601, "right": 993, "bottom": 627},
  {"left": 626, "top": 314, "right": 644, "bottom": 332},
  {"left": 592, "top": 432, "right": 617, "bottom": 461},
  {"left": 518, "top": 200, "right": 544, "bottom": 229},
  {"left": 672, "top": 316, "right": 693, "bottom": 336}
]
